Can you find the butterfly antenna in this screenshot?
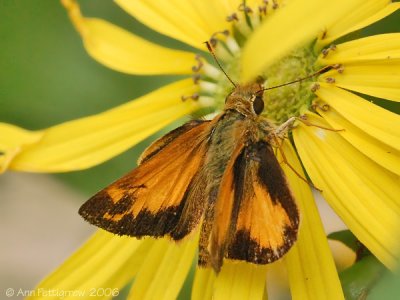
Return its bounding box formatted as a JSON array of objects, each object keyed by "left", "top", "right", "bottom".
[
  {"left": 205, "top": 41, "right": 236, "bottom": 87},
  {"left": 262, "top": 65, "right": 333, "bottom": 91}
]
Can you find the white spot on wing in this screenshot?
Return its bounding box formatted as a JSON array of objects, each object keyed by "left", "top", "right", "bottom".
[{"left": 273, "top": 248, "right": 280, "bottom": 257}]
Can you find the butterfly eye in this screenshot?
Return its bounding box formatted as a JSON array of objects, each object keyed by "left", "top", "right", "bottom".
[{"left": 253, "top": 95, "right": 264, "bottom": 115}]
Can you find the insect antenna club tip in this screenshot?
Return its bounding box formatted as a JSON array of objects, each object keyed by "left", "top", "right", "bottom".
[{"left": 204, "top": 41, "right": 236, "bottom": 88}]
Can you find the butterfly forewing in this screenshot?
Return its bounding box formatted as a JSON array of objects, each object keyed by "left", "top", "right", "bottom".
[
  {"left": 138, "top": 120, "right": 210, "bottom": 164},
  {"left": 79, "top": 120, "right": 211, "bottom": 238}
]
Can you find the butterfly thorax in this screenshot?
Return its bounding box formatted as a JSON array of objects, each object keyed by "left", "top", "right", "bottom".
[{"left": 204, "top": 111, "right": 247, "bottom": 198}]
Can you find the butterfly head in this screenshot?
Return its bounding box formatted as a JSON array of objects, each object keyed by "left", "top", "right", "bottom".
[{"left": 224, "top": 83, "right": 264, "bottom": 118}]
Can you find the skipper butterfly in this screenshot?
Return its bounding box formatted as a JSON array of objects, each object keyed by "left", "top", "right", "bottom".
[{"left": 79, "top": 79, "right": 303, "bottom": 273}]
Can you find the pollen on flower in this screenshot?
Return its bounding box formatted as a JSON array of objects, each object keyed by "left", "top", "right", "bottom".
[
  {"left": 181, "top": 94, "right": 199, "bottom": 101},
  {"left": 310, "top": 83, "right": 321, "bottom": 93},
  {"left": 262, "top": 46, "right": 317, "bottom": 124},
  {"left": 321, "top": 44, "right": 337, "bottom": 57}
]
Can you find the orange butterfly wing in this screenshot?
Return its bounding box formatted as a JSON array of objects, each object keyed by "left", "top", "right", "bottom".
[
  {"left": 138, "top": 120, "right": 208, "bottom": 164},
  {"left": 210, "top": 140, "right": 299, "bottom": 272},
  {"left": 79, "top": 120, "right": 211, "bottom": 238}
]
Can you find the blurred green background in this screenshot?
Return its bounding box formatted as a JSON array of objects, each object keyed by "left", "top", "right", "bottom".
[{"left": 1, "top": 0, "right": 399, "bottom": 299}]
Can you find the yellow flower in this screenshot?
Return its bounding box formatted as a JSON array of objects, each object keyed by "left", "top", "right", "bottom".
[{"left": 2, "top": 0, "right": 399, "bottom": 299}]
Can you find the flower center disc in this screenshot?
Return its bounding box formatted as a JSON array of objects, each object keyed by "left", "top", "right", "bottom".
[{"left": 196, "top": 2, "right": 318, "bottom": 125}]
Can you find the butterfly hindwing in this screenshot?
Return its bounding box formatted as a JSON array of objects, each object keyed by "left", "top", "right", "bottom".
[
  {"left": 79, "top": 120, "right": 211, "bottom": 238},
  {"left": 209, "top": 140, "right": 299, "bottom": 271},
  {"left": 228, "top": 140, "right": 299, "bottom": 263}
]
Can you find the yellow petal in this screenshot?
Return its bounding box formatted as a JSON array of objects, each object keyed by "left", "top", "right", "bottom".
[
  {"left": 0, "top": 123, "right": 42, "bottom": 173},
  {"left": 315, "top": 85, "right": 400, "bottom": 152},
  {"left": 10, "top": 79, "right": 199, "bottom": 172},
  {"left": 61, "top": 0, "right": 195, "bottom": 75},
  {"left": 128, "top": 235, "right": 198, "bottom": 300},
  {"left": 294, "top": 113, "right": 400, "bottom": 269},
  {"left": 192, "top": 268, "right": 216, "bottom": 300},
  {"left": 315, "top": 87, "right": 400, "bottom": 175},
  {"left": 213, "top": 261, "right": 267, "bottom": 300},
  {"left": 115, "top": 0, "right": 230, "bottom": 50},
  {"left": 318, "top": 2, "right": 400, "bottom": 47},
  {"left": 319, "top": 60, "right": 400, "bottom": 102},
  {"left": 28, "top": 230, "right": 154, "bottom": 300},
  {"left": 318, "top": 33, "right": 400, "bottom": 65},
  {"left": 281, "top": 141, "right": 344, "bottom": 300},
  {"left": 241, "top": 0, "right": 365, "bottom": 82}
]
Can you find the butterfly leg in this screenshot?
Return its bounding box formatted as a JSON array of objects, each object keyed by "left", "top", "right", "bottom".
[
  {"left": 271, "top": 134, "right": 322, "bottom": 192},
  {"left": 261, "top": 118, "right": 322, "bottom": 191},
  {"left": 297, "top": 114, "right": 344, "bottom": 132},
  {"left": 274, "top": 116, "right": 297, "bottom": 138},
  {"left": 276, "top": 114, "right": 343, "bottom": 134}
]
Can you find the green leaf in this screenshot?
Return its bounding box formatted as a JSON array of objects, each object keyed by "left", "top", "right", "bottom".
[
  {"left": 369, "top": 269, "right": 400, "bottom": 300},
  {"left": 328, "top": 230, "right": 371, "bottom": 260},
  {"left": 328, "top": 230, "right": 359, "bottom": 252},
  {"left": 339, "top": 256, "right": 386, "bottom": 300}
]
